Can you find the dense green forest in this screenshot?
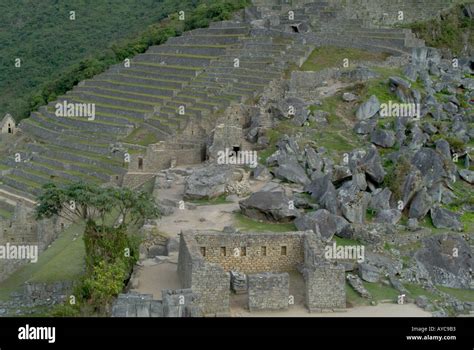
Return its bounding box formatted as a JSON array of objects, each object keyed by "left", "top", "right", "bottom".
[{"left": 0, "top": 0, "right": 248, "bottom": 121}]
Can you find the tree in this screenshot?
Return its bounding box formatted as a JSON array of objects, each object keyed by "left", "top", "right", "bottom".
[{"left": 36, "top": 182, "right": 160, "bottom": 269}]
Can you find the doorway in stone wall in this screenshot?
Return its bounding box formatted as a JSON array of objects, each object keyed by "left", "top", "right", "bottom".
[{"left": 138, "top": 157, "right": 144, "bottom": 170}]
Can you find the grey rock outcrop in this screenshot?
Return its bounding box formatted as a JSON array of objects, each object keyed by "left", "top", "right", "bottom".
[
  {"left": 430, "top": 207, "right": 463, "bottom": 231},
  {"left": 356, "top": 95, "right": 380, "bottom": 120},
  {"left": 239, "top": 191, "right": 299, "bottom": 223},
  {"left": 294, "top": 209, "right": 337, "bottom": 240},
  {"left": 184, "top": 164, "right": 234, "bottom": 200}
]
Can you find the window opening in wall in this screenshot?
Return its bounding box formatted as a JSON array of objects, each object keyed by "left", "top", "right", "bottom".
[
  {"left": 200, "top": 247, "right": 206, "bottom": 257},
  {"left": 138, "top": 157, "right": 144, "bottom": 170},
  {"left": 281, "top": 246, "right": 287, "bottom": 256},
  {"left": 220, "top": 247, "right": 226, "bottom": 256},
  {"left": 261, "top": 246, "right": 267, "bottom": 256},
  {"left": 232, "top": 146, "right": 240, "bottom": 156},
  {"left": 241, "top": 247, "right": 246, "bottom": 256}
]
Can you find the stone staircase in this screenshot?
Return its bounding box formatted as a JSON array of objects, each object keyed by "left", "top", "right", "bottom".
[{"left": 0, "top": 20, "right": 312, "bottom": 214}]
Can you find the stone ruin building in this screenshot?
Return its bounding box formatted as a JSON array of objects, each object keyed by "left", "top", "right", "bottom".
[{"left": 113, "top": 230, "right": 346, "bottom": 317}]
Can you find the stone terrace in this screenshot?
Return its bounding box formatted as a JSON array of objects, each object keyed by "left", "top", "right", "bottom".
[
  {"left": 249, "top": 0, "right": 462, "bottom": 56},
  {"left": 0, "top": 20, "right": 312, "bottom": 218}
]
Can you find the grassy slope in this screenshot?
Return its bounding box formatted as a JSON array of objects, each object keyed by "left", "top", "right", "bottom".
[
  {"left": 0, "top": 222, "right": 86, "bottom": 300},
  {"left": 408, "top": 3, "right": 474, "bottom": 55}
]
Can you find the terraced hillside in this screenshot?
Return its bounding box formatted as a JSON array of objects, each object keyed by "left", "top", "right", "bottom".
[
  {"left": 0, "top": 0, "right": 462, "bottom": 219},
  {"left": 0, "top": 20, "right": 312, "bottom": 218},
  {"left": 249, "top": 0, "right": 464, "bottom": 55}
]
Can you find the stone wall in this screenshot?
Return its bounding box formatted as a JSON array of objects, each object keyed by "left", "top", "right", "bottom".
[
  {"left": 128, "top": 141, "right": 204, "bottom": 173},
  {"left": 178, "top": 230, "right": 346, "bottom": 313},
  {"left": 194, "top": 232, "right": 305, "bottom": 273},
  {"left": 177, "top": 232, "right": 230, "bottom": 315},
  {"left": 302, "top": 231, "right": 346, "bottom": 311},
  {"left": 0, "top": 204, "right": 64, "bottom": 283},
  {"left": 248, "top": 272, "right": 290, "bottom": 311},
  {"left": 304, "top": 265, "right": 346, "bottom": 311}
]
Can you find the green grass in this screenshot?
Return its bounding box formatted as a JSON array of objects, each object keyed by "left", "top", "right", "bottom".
[
  {"left": 123, "top": 126, "right": 161, "bottom": 146},
  {"left": 300, "top": 46, "right": 388, "bottom": 72},
  {"left": 189, "top": 194, "right": 232, "bottom": 206},
  {"left": 0, "top": 207, "right": 13, "bottom": 219},
  {"left": 234, "top": 213, "right": 297, "bottom": 233},
  {"left": 408, "top": 3, "right": 474, "bottom": 56},
  {"left": 345, "top": 282, "right": 370, "bottom": 307},
  {"left": 0, "top": 222, "right": 86, "bottom": 300},
  {"left": 405, "top": 284, "right": 440, "bottom": 301},
  {"left": 363, "top": 281, "right": 400, "bottom": 302},
  {"left": 437, "top": 286, "right": 474, "bottom": 302},
  {"left": 333, "top": 236, "right": 361, "bottom": 247}
]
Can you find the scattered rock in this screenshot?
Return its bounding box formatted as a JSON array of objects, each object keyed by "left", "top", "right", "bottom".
[
  {"left": 294, "top": 209, "right": 337, "bottom": 240},
  {"left": 342, "top": 92, "right": 358, "bottom": 102},
  {"left": 371, "top": 128, "right": 396, "bottom": 148},
  {"left": 356, "top": 95, "right": 380, "bottom": 120},
  {"left": 414, "top": 233, "right": 472, "bottom": 288},
  {"left": 239, "top": 191, "right": 299, "bottom": 222},
  {"left": 358, "top": 263, "right": 381, "bottom": 283},
  {"left": 459, "top": 169, "right": 474, "bottom": 184},
  {"left": 183, "top": 164, "right": 234, "bottom": 200},
  {"left": 304, "top": 174, "right": 338, "bottom": 214},
  {"left": 408, "top": 189, "right": 432, "bottom": 219},
  {"left": 430, "top": 207, "right": 463, "bottom": 231},
  {"left": 375, "top": 209, "right": 402, "bottom": 224},
  {"left": 273, "top": 158, "right": 310, "bottom": 185}
]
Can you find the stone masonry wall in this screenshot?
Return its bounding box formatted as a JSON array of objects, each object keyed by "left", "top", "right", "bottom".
[
  {"left": 304, "top": 265, "right": 346, "bottom": 311},
  {"left": 177, "top": 232, "right": 230, "bottom": 315},
  {"left": 194, "top": 232, "right": 305, "bottom": 273},
  {"left": 128, "top": 141, "right": 204, "bottom": 173},
  {"left": 248, "top": 272, "right": 290, "bottom": 311}
]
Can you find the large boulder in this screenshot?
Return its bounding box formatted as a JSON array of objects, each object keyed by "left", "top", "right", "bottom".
[
  {"left": 273, "top": 158, "right": 310, "bottom": 185},
  {"left": 358, "top": 263, "right": 381, "bottom": 283},
  {"left": 304, "top": 174, "right": 338, "bottom": 214},
  {"left": 183, "top": 165, "right": 234, "bottom": 200},
  {"left": 371, "top": 128, "right": 396, "bottom": 148},
  {"left": 369, "top": 188, "right": 392, "bottom": 212},
  {"left": 357, "top": 147, "right": 386, "bottom": 184},
  {"left": 412, "top": 148, "right": 449, "bottom": 186},
  {"left": 430, "top": 207, "right": 463, "bottom": 231},
  {"left": 294, "top": 209, "right": 337, "bottom": 240},
  {"left": 459, "top": 169, "right": 474, "bottom": 184},
  {"left": 375, "top": 209, "right": 402, "bottom": 224},
  {"left": 414, "top": 233, "right": 472, "bottom": 288},
  {"left": 304, "top": 146, "right": 323, "bottom": 172},
  {"left": 356, "top": 95, "right": 380, "bottom": 120},
  {"left": 408, "top": 189, "right": 432, "bottom": 219},
  {"left": 337, "top": 182, "right": 370, "bottom": 223},
  {"left": 239, "top": 191, "right": 299, "bottom": 223}
]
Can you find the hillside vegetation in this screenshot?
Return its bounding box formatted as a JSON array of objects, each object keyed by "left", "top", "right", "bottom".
[
  {"left": 409, "top": 3, "right": 474, "bottom": 55},
  {"left": 0, "top": 0, "right": 249, "bottom": 121}
]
